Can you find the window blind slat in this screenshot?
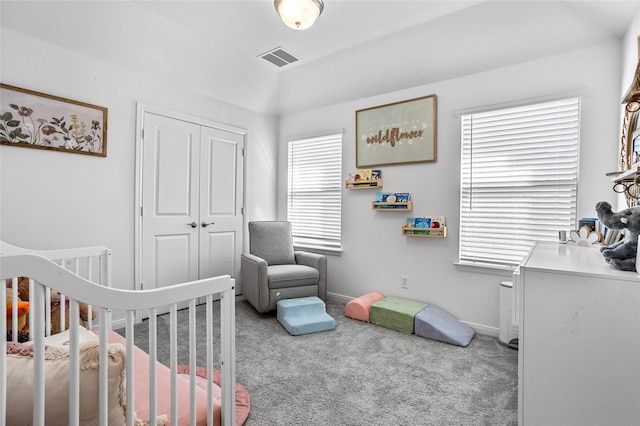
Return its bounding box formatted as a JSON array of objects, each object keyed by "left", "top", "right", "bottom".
[
  {"left": 288, "top": 133, "right": 343, "bottom": 252},
  {"left": 459, "top": 98, "right": 580, "bottom": 267}
]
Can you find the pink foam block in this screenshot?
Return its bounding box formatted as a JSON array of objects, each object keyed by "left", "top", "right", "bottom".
[{"left": 345, "top": 292, "right": 385, "bottom": 322}]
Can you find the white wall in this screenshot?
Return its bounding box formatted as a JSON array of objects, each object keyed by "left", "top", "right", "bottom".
[
  {"left": 2, "top": 17, "right": 636, "bottom": 335},
  {"left": 278, "top": 40, "right": 623, "bottom": 334},
  {"left": 0, "top": 28, "right": 278, "bottom": 291}
]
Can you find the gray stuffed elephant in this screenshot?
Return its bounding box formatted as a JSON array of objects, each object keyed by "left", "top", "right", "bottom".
[{"left": 595, "top": 201, "right": 640, "bottom": 271}]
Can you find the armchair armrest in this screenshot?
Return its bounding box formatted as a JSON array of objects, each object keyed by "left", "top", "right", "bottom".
[
  {"left": 241, "top": 253, "right": 270, "bottom": 313},
  {"left": 295, "top": 251, "right": 327, "bottom": 301}
]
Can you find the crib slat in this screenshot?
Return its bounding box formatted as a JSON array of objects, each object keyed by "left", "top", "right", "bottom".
[
  {"left": 148, "top": 308, "right": 158, "bottom": 425},
  {"left": 98, "top": 307, "right": 110, "bottom": 426},
  {"left": 32, "top": 282, "right": 46, "bottom": 425},
  {"left": 220, "top": 288, "right": 236, "bottom": 426},
  {"left": 206, "top": 294, "right": 214, "bottom": 426},
  {"left": 0, "top": 285, "right": 6, "bottom": 426},
  {"left": 189, "top": 299, "right": 197, "bottom": 425},
  {"left": 60, "top": 293, "right": 66, "bottom": 332},
  {"left": 87, "top": 257, "right": 94, "bottom": 330},
  {"left": 68, "top": 300, "right": 80, "bottom": 426},
  {"left": 10, "top": 278, "right": 17, "bottom": 342},
  {"left": 45, "top": 287, "right": 51, "bottom": 337},
  {"left": 28, "top": 279, "right": 34, "bottom": 341},
  {"left": 170, "top": 304, "right": 178, "bottom": 424},
  {"left": 126, "top": 310, "right": 135, "bottom": 426}
]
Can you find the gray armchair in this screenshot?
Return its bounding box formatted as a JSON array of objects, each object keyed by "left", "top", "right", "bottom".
[{"left": 241, "top": 221, "right": 327, "bottom": 313}]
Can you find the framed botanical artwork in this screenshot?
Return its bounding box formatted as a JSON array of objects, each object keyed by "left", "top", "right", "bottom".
[
  {"left": 356, "top": 94, "right": 436, "bottom": 167},
  {"left": 0, "top": 84, "right": 108, "bottom": 157}
]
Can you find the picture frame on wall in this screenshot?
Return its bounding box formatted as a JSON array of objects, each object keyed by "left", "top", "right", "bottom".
[
  {"left": 355, "top": 94, "right": 436, "bottom": 168},
  {"left": 0, "top": 83, "right": 108, "bottom": 157}
]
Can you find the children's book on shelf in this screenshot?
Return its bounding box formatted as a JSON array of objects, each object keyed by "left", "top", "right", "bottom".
[
  {"left": 405, "top": 218, "right": 415, "bottom": 233},
  {"left": 375, "top": 192, "right": 410, "bottom": 203},
  {"left": 414, "top": 217, "right": 432, "bottom": 228},
  {"left": 355, "top": 169, "right": 372, "bottom": 181},
  {"left": 431, "top": 215, "right": 446, "bottom": 229},
  {"left": 603, "top": 228, "right": 622, "bottom": 246},
  {"left": 578, "top": 218, "right": 600, "bottom": 233},
  {"left": 413, "top": 217, "right": 432, "bottom": 234},
  {"left": 376, "top": 191, "right": 393, "bottom": 202},
  {"left": 394, "top": 193, "right": 410, "bottom": 202}
]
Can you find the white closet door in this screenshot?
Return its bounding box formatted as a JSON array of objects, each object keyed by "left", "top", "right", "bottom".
[
  {"left": 141, "top": 113, "right": 200, "bottom": 292},
  {"left": 199, "top": 126, "right": 244, "bottom": 281},
  {"left": 140, "top": 112, "right": 245, "bottom": 301}
]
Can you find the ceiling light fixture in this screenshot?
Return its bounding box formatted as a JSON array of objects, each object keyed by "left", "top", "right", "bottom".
[{"left": 274, "top": 0, "right": 324, "bottom": 30}]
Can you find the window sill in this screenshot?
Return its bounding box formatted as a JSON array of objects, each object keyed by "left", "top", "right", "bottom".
[
  {"left": 294, "top": 246, "right": 342, "bottom": 256},
  {"left": 453, "top": 261, "right": 516, "bottom": 277}
]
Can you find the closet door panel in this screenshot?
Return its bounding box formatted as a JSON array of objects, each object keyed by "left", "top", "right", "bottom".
[
  {"left": 206, "top": 137, "right": 237, "bottom": 215},
  {"left": 142, "top": 113, "right": 200, "bottom": 293},
  {"left": 199, "top": 127, "right": 244, "bottom": 281},
  {"left": 153, "top": 234, "right": 195, "bottom": 289},
  {"left": 201, "top": 231, "right": 236, "bottom": 279}
]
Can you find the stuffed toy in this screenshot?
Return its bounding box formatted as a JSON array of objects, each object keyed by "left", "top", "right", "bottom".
[
  {"left": 9, "top": 276, "right": 97, "bottom": 335},
  {"left": 5, "top": 287, "right": 30, "bottom": 342},
  {"left": 595, "top": 201, "right": 640, "bottom": 271}
]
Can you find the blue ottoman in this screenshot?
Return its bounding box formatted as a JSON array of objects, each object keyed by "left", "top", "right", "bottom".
[
  {"left": 277, "top": 297, "right": 335, "bottom": 336},
  {"left": 414, "top": 305, "right": 475, "bottom": 347}
]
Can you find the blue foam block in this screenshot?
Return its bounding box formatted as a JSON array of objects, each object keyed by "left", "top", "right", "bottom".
[
  {"left": 414, "top": 305, "right": 475, "bottom": 347},
  {"left": 277, "top": 297, "right": 335, "bottom": 336}
]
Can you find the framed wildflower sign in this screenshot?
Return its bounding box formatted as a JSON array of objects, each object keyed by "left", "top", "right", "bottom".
[
  {"left": 356, "top": 94, "right": 436, "bottom": 167},
  {"left": 0, "top": 84, "right": 107, "bottom": 157}
]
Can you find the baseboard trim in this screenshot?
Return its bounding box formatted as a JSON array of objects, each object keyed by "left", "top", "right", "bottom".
[
  {"left": 463, "top": 321, "right": 499, "bottom": 337},
  {"left": 326, "top": 292, "right": 353, "bottom": 304}
]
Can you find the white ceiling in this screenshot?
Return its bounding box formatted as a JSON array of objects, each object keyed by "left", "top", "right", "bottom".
[{"left": 1, "top": 1, "right": 638, "bottom": 115}]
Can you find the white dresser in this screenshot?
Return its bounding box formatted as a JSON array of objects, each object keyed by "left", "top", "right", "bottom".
[{"left": 517, "top": 242, "right": 640, "bottom": 426}]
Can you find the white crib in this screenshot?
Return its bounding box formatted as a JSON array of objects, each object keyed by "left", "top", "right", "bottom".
[{"left": 1, "top": 241, "right": 238, "bottom": 426}]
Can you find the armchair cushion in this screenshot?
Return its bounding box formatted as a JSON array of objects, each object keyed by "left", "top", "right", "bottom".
[
  {"left": 268, "top": 264, "right": 320, "bottom": 289},
  {"left": 249, "top": 221, "right": 295, "bottom": 265}
]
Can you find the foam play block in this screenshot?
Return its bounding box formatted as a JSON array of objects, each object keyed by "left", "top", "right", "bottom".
[
  {"left": 277, "top": 297, "right": 335, "bottom": 336},
  {"left": 344, "top": 291, "right": 385, "bottom": 322},
  {"left": 414, "top": 305, "right": 476, "bottom": 347},
  {"left": 370, "top": 296, "right": 428, "bottom": 334}
]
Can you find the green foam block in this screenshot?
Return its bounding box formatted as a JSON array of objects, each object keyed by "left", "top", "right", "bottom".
[{"left": 370, "top": 296, "right": 428, "bottom": 334}]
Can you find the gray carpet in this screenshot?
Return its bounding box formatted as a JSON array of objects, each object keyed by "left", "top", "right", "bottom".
[{"left": 125, "top": 298, "right": 518, "bottom": 426}]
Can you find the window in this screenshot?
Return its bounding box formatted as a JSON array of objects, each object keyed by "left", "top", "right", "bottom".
[
  {"left": 287, "top": 132, "right": 342, "bottom": 252},
  {"left": 459, "top": 98, "right": 580, "bottom": 268}
]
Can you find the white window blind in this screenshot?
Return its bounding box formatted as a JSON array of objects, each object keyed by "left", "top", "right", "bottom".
[
  {"left": 459, "top": 98, "right": 580, "bottom": 268},
  {"left": 288, "top": 133, "right": 342, "bottom": 252}
]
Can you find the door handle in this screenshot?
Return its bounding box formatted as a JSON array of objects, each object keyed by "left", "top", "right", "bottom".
[
  {"left": 201, "top": 221, "right": 215, "bottom": 228},
  {"left": 187, "top": 222, "right": 198, "bottom": 228}
]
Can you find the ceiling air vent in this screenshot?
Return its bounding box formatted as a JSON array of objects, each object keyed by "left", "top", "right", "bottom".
[{"left": 259, "top": 47, "right": 300, "bottom": 68}]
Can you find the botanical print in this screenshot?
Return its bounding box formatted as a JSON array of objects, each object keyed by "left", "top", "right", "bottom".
[{"left": 0, "top": 84, "right": 107, "bottom": 156}]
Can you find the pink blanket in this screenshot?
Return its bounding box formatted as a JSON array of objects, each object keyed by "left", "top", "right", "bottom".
[{"left": 107, "top": 330, "right": 250, "bottom": 425}]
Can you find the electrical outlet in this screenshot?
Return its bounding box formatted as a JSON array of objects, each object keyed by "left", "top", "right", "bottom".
[{"left": 401, "top": 275, "right": 409, "bottom": 289}]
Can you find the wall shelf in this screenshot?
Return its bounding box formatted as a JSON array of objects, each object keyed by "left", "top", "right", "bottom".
[
  {"left": 610, "top": 166, "right": 640, "bottom": 204},
  {"left": 402, "top": 226, "right": 447, "bottom": 237},
  {"left": 610, "top": 166, "right": 640, "bottom": 183},
  {"left": 345, "top": 179, "right": 383, "bottom": 189},
  {"left": 372, "top": 201, "right": 413, "bottom": 211}
]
